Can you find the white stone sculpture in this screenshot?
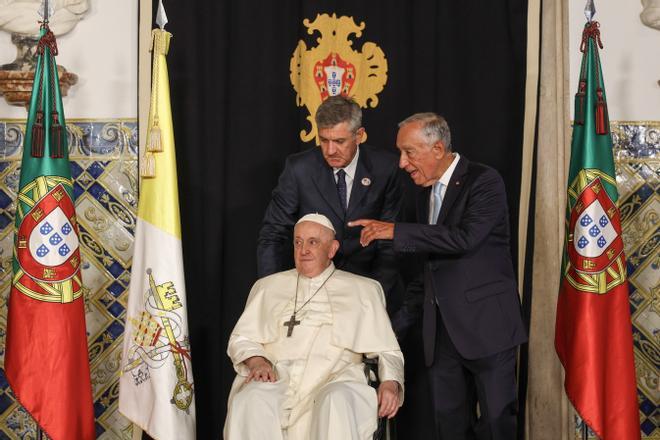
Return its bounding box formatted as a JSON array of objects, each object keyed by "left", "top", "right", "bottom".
[
  {"left": 641, "top": 0, "right": 660, "bottom": 30},
  {"left": 0, "top": 0, "right": 85, "bottom": 106},
  {"left": 0, "top": 0, "right": 89, "bottom": 36}
]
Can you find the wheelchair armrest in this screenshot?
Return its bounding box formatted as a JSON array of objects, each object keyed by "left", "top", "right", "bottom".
[
  {"left": 363, "top": 356, "right": 380, "bottom": 386},
  {"left": 362, "top": 355, "right": 397, "bottom": 440}
]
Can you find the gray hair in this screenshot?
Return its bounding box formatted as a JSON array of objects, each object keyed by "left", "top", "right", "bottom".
[
  {"left": 398, "top": 112, "right": 452, "bottom": 152},
  {"left": 315, "top": 95, "right": 362, "bottom": 133}
]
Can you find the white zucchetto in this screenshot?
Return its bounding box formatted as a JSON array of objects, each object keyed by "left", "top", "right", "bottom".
[{"left": 295, "top": 213, "right": 336, "bottom": 235}]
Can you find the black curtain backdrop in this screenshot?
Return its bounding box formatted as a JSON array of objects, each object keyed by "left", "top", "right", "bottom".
[{"left": 152, "top": 1, "right": 527, "bottom": 438}]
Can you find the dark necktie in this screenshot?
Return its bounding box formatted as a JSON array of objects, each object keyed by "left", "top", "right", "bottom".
[{"left": 336, "top": 169, "right": 347, "bottom": 212}]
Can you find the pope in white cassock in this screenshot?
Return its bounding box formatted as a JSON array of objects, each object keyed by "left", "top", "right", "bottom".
[{"left": 224, "top": 213, "right": 404, "bottom": 440}]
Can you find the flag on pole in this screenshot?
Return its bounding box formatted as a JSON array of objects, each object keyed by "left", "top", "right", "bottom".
[
  {"left": 555, "top": 21, "right": 640, "bottom": 440},
  {"left": 119, "top": 26, "right": 196, "bottom": 439},
  {"left": 4, "top": 21, "right": 95, "bottom": 440}
]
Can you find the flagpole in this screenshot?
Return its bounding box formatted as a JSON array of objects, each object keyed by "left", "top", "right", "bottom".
[
  {"left": 36, "top": 0, "right": 48, "bottom": 433},
  {"left": 37, "top": 4, "right": 49, "bottom": 438},
  {"left": 36, "top": 2, "right": 47, "bottom": 438},
  {"left": 581, "top": 3, "right": 595, "bottom": 440},
  {"left": 32, "top": 4, "right": 61, "bottom": 440}
]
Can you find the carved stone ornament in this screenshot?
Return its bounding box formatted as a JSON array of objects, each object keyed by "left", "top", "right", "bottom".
[
  {"left": 0, "top": 0, "right": 88, "bottom": 107},
  {"left": 290, "top": 13, "right": 388, "bottom": 144},
  {"left": 640, "top": 0, "right": 660, "bottom": 87},
  {"left": 0, "top": 0, "right": 89, "bottom": 36},
  {"left": 641, "top": 0, "right": 660, "bottom": 29}
]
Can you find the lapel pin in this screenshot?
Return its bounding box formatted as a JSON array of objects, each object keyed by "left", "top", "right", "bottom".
[
  {"left": 455, "top": 181, "right": 460, "bottom": 186},
  {"left": 361, "top": 177, "right": 371, "bottom": 186}
]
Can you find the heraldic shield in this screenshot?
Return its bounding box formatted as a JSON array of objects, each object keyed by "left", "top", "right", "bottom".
[
  {"left": 290, "top": 13, "right": 388, "bottom": 144},
  {"left": 564, "top": 172, "right": 626, "bottom": 294},
  {"left": 13, "top": 176, "right": 82, "bottom": 303}
]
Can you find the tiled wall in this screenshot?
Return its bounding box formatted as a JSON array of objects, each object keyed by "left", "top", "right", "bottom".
[
  {"left": 0, "top": 119, "right": 137, "bottom": 439},
  {"left": 0, "top": 119, "right": 656, "bottom": 439},
  {"left": 575, "top": 121, "right": 660, "bottom": 439}
]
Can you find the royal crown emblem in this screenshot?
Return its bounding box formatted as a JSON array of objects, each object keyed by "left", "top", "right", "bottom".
[
  {"left": 290, "top": 13, "right": 388, "bottom": 144},
  {"left": 564, "top": 170, "right": 627, "bottom": 294},
  {"left": 13, "top": 176, "right": 82, "bottom": 303}
]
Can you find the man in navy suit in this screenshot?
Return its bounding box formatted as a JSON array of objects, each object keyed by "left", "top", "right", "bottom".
[
  {"left": 351, "top": 113, "right": 527, "bottom": 439},
  {"left": 257, "top": 96, "right": 402, "bottom": 311}
]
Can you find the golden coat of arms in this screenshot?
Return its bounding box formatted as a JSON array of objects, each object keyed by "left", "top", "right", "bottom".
[{"left": 290, "top": 13, "right": 388, "bottom": 144}]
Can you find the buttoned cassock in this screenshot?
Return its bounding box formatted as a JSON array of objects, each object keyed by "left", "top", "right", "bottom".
[{"left": 224, "top": 264, "right": 404, "bottom": 440}]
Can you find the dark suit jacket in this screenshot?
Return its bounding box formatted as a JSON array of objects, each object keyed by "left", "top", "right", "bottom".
[
  {"left": 257, "top": 145, "right": 402, "bottom": 307},
  {"left": 392, "top": 156, "right": 527, "bottom": 364}
]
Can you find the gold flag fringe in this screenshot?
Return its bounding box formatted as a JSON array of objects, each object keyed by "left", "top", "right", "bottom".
[
  {"left": 140, "top": 29, "right": 171, "bottom": 178},
  {"left": 146, "top": 118, "right": 162, "bottom": 152},
  {"left": 140, "top": 153, "right": 156, "bottom": 177}
]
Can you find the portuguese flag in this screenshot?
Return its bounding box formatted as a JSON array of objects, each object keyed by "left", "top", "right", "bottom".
[
  {"left": 4, "top": 23, "right": 95, "bottom": 439},
  {"left": 554, "top": 21, "right": 639, "bottom": 440}
]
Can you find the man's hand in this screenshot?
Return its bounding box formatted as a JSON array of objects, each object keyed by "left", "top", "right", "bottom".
[
  {"left": 348, "top": 219, "right": 395, "bottom": 247},
  {"left": 244, "top": 356, "right": 277, "bottom": 383},
  {"left": 377, "top": 380, "right": 400, "bottom": 418}
]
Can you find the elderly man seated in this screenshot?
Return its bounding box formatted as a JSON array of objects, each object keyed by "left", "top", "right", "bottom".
[{"left": 224, "top": 213, "right": 404, "bottom": 440}]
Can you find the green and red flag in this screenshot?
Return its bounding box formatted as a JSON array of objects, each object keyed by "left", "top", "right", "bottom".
[
  {"left": 4, "top": 21, "right": 95, "bottom": 440},
  {"left": 555, "top": 21, "right": 639, "bottom": 440}
]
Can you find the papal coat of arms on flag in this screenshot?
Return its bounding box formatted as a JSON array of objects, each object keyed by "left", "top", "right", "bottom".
[
  {"left": 290, "top": 13, "right": 387, "bottom": 144},
  {"left": 122, "top": 269, "right": 194, "bottom": 412}
]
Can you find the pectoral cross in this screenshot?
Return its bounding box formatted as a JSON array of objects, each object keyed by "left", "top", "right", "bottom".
[{"left": 284, "top": 314, "right": 300, "bottom": 337}]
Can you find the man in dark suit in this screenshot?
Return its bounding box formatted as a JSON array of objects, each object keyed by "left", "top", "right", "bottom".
[
  {"left": 350, "top": 113, "right": 527, "bottom": 439},
  {"left": 257, "top": 95, "right": 402, "bottom": 311}
]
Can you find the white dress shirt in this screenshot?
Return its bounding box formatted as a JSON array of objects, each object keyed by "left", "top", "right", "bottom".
[
  {"left": 428, "top": 153, "right": 460, "bottom": 224},
  {"left": 333, "top": 147, "right": 360, "bottom": 205}
]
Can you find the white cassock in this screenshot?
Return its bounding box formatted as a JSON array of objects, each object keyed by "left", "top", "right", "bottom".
[{"left": 223, "top": 263, "right": 404, "bottom": 440}]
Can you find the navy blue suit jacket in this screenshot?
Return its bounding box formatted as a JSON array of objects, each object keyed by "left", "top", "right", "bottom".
[
  {"left": 257, "top": 145, "right": 402, "bottom": 307},
  {"left": 392, "top": 156, "right": 527, "bottom": 364}
]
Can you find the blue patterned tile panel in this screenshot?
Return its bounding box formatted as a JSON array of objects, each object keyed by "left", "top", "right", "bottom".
[{"left": 0, "top": 119, "right": 137, "bottom": 440}]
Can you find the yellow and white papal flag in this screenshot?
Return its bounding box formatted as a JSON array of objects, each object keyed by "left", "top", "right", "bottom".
[{"left": 119, "top": 27, "right": 196, "bottom": 439}]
